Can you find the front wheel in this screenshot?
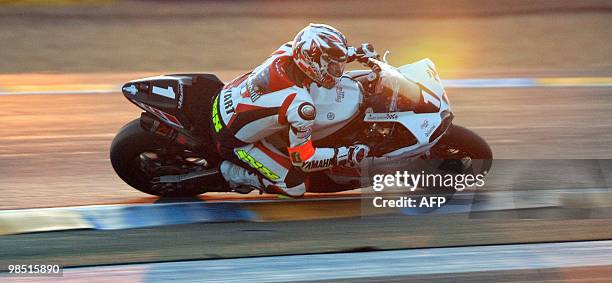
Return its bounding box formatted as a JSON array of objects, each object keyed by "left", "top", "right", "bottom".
[
  {"left": 110, "top": 119, "right": 223, "bottom": 197},
  {"left": 424, "top": 124, "right": 493, "bottom": 195}
]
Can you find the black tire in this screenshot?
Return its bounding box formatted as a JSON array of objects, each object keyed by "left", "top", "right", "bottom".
[
  {"left": 435, "top": 124, "right": 493, "bottom": 173},
  {"left": 110, "top": 119, "right": 211, "bottom": 197},
  {"left": 424, "top": 124, "right": 493, "bottom": 196}
]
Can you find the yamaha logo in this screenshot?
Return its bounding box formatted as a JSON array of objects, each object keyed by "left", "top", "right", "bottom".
[{"left": 327, "top": 112, "right": 335, "bottom": 120}]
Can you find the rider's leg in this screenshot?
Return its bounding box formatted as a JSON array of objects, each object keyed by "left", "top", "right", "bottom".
[{"left": 219, "top": 140, "right": 307, "bottom": 197}]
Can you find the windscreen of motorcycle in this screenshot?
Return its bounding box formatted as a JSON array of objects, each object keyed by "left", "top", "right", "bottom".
[{"left": 374, "top": 60, "right": 442, "bottom": 114}]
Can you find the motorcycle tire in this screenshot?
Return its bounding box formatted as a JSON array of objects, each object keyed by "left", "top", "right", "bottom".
[
  {"left": 425, "top": 124, "right": 493, "bottom": 196},
  {"left": 110, "top": 119, "right": 213, "bottom": 197}
]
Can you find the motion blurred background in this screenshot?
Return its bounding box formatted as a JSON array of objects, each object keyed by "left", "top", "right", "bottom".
[
  {"left": 0, "top": 1, "right": 611, "bottom": 281},
  {"left": 0, "top": 0, "right": 610, "bottom": 74}
]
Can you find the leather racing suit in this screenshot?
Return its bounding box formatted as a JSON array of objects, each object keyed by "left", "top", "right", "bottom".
[{"left": 211, "top": 43, "right": 368, "bottom": 197}]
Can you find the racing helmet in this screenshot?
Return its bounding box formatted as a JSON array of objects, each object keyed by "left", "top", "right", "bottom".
[{"left": 292, "top": 23, "right": 349, "bottom": 89}]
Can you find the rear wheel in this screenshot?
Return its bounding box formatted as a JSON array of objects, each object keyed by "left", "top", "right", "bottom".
[{"left": 110, "top": 119, "right": 224, "bottom": 197}]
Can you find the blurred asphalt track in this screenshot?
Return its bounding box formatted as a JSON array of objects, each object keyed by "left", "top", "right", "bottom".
[{"left": 3, "top": 240, "right": 612, "bottom": 282}]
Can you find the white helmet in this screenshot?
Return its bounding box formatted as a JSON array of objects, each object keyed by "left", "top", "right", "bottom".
[{"left": 292, "top": 24, "right": 349, "bottom": 89}]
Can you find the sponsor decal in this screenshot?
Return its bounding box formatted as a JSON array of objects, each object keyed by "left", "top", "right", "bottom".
[
  {"left": 122, "top": 84, "right": 138, "bottom": 96},
  {"left": 236, "top": 149, "right": 280, "bottom": 180},
  {"left": 303, "top": 158, "right": 334, "bottom": 170},
  {"left": 420, "top": 119, "right": 430, "bottom": 129},
  {"left": 246, "top": 81, "right": 262, "bottom": 103},
  {"left": 327, "top": 112, "right": 335, "bottom": 120},
  {"left": 211, "top": 95, "right": 222, "bottom": 133},
  {"left": 250, "top": 92, "right": 262, "bottom": 103},
  {"left": 152, "top": 85, "right": 176, "bottom": 100},
  {"left": 290, "top": 152, "right": 302, "bottom": 164},
  {"left": 298, "top": 102, "right": 316, "bottom": 120},
  {"left": 366, "top": 113, "right": 399, "bottom": 121},
  {"left": 221, "top": 89, "right": 235, "bottom": 115},
  {"left": 424, "top": 124, "right": 436, "bottom": 137},
  {"left": 418, "top": 119, "right": 439, "bottom": 137},
  {"left": 245, "top": 64, "right": 276, "bottom": 103},
  {"left": 177, "top": 83, "right": 185, "bottom": 109},
  {"left": 335, "top": 84, "right": 345, "bottom": 102}
]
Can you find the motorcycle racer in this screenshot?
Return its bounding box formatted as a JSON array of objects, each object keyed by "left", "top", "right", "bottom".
[{"left": 212, "top": 23, "right": 380, "bottom": 197}]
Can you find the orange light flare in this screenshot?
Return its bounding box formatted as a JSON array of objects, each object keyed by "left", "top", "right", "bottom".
[{"left": 389, "top": 23, "right": 478, "bottom": 79}]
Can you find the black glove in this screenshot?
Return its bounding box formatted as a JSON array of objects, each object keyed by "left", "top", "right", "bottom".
[{"left": 349, "top": 43, "right": 380, "bottom": 63}]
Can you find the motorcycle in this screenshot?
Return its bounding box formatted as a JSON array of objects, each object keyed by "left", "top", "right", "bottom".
[{"left": 110, "top": 56, "right": 492, "bottom": 197}]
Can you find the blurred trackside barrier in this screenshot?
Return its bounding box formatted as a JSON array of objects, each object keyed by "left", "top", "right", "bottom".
[
  {"left": 4, "top": 188, "right": 603, "bottom": 235},
  {"left": 0, "top": 198, "right": 371, "bottom": 235}
]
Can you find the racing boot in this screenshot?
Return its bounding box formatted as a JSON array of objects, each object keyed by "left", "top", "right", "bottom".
[
  {"left": 219, "top": 161, "right": 305, "bottom": 197},
  {"left": 219, "top": 161, "right": 264, "bottom": 194}
]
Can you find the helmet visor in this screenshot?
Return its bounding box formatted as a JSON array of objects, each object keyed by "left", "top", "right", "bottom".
[{"left": 322, "top": 54, "right": 347, "bottom": 78}]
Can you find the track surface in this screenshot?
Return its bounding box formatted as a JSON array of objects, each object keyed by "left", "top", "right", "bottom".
[
  {"left": 1, "top": 87, "right": 611, "bottom": 209},
  {"left": 3, "top": 240, "right": 611, "bottom": 282},
  {"left": 2, "top": 212, "right": 612, "bottom": 269}
]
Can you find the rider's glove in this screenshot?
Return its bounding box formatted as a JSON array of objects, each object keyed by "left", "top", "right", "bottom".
[
  {"left": 348, "top": 43, "right": 380, "bottom": 64},
  {"left": 335, "top": 144, "right": 370, "bottom": 167}
]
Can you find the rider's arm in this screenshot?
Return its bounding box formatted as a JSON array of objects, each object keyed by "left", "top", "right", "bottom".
[
  {"left": 283, "top": 97, "right": 334, "bottom": 172},
  {"left": 283, "top": 95, "right": 367, "bottom": 172},
  {"left": 348, "top": 43, "right": 379, "bottom": 63}
]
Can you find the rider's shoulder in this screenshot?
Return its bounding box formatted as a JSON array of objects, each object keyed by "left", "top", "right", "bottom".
[
  {"left": 246, "top": 52, "right": 298, "bottom": 96},
  {"left": 290, "top": 87, "right": 314, "bottom": 103}
]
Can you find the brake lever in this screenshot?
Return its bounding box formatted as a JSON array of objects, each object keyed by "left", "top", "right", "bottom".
[{"left": 365, "top": 58, "right": 381, "bottom": 82}]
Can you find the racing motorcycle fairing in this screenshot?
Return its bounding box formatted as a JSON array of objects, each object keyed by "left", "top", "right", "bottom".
[
  {"left": 362, "top": 58, "right": 453, "bottom": 158},
  {"left": 398, "top": 59, "right": 447, "bottom": 107},
  {"left": 121, "top": 73, "right": 224, "bottom": 134}
]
